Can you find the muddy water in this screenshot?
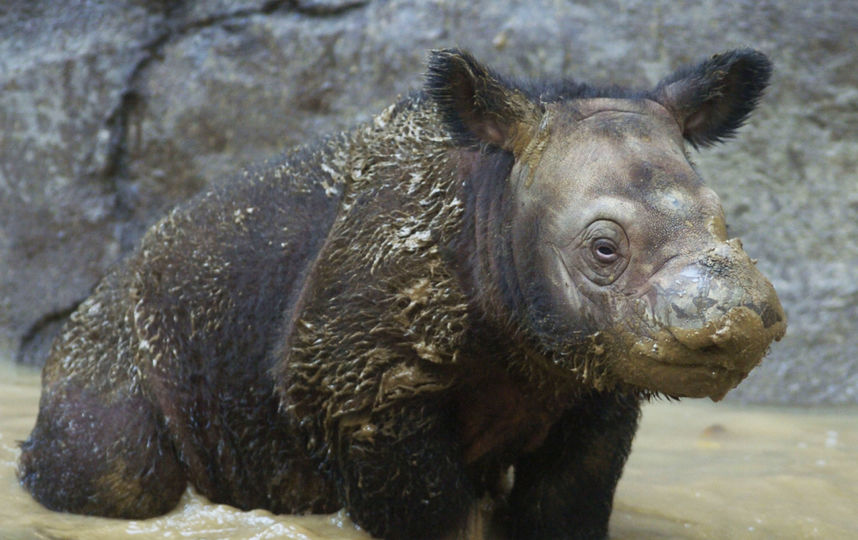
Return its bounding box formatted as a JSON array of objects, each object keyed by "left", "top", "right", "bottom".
[{"left": 1, "top": 357, "right": 856, "bottom": 540}]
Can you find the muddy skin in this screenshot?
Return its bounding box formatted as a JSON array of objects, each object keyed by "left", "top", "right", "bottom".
[
  {"left": 519, "top": 98, "right": 786, "bottom": 401},
  {"left": 19, "top": 49, "right": 783, "bottom": 540}
]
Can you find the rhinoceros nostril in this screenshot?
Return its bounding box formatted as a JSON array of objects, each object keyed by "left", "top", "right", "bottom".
[
  {"left": 753, "top": 302, "right": 784, "bottom": 329},
  {"left": 697, "top": 343, "right": 723, "bottom": 355}
]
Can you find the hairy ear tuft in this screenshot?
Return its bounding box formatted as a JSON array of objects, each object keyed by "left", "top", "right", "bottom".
[
  {"left": 653, "top": 50, "right": 772, "bottom": 148},
  {"left": 425, "top": 49, "right": 542, "bottom": 153}
]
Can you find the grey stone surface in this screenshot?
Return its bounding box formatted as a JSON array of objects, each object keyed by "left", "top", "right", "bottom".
[{"left": 1, "top": 0, "right": 855, "bottom": 403}]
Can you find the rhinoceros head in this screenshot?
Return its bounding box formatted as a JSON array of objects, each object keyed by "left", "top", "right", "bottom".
[{"left": 428, "top": 49, "right": 785, "bottom": 400}]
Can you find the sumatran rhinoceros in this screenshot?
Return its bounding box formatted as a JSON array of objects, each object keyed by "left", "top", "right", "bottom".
[{"left": 19, "top": 49, "right": 785, "bottom": 539}]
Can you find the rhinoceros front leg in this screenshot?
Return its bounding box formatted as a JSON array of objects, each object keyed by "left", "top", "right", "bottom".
[
  {"left": 333, "top": 399, "right": 476, "bottom": 540},
  {"left": 506, "top": 391, "right": 641, "bottom": 540}
]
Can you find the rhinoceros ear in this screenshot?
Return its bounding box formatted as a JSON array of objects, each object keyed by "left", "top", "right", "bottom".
[
  {"left": 425, "top": 49, "right": 542, "bottom": 154},
  {"left": 653, "top": 50, "right": 772, "bottom": 148}
]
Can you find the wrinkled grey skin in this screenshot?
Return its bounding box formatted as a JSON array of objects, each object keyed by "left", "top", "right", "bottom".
[{"left": 515, "top": 98, "right": 786, "bottom": 400}]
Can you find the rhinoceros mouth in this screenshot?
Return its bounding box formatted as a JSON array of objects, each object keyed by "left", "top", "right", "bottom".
[{"left": 616, "top": 305, "right": 786, "bottom": 400}]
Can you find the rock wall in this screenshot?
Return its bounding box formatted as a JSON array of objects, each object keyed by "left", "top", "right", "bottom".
[{"left": 2, "top": 0, "right": 855, "bottom": 404}]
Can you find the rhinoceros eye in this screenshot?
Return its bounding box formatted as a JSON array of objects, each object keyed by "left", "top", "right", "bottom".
[
  {"left": 575, "top": 220, "right": 629, "bottom": 286},
  {"left": 593, "top": 238, "right": 619, "bottom": 264}
]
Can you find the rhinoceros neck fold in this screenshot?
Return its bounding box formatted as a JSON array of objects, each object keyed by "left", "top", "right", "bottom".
[{"left": 275, "top": 95, "right": 479, "bottom": 428}]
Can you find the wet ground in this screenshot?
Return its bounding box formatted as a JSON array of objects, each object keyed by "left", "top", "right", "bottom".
[{"left": 1, "top": 358, "right": 856, "bottom": 539}]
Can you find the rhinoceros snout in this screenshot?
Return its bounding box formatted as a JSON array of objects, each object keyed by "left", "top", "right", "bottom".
[
  {"left": 651, "top": 240, "right": 785, "bottom": 332},
  {"left": 667, "top": 304, "right": 785, "bottom": 367},
  {"left": 617, "top": 239, "right": 786, "bottom": 400}
]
